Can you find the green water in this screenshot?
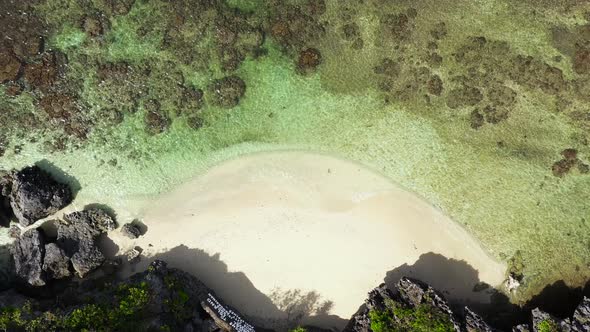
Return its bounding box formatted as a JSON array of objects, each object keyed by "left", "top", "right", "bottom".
[{"left": 1, "top": 0, "right": 590, "bottom": 303}]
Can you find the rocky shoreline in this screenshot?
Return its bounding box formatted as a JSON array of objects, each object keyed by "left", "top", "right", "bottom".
[{"left": 0, "top": 164, "right": 589, "bottom": 331}]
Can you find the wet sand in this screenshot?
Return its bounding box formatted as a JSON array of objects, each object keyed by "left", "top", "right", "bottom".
[{"left": 112, "top": 151, "right": 506, "bottom": 327}]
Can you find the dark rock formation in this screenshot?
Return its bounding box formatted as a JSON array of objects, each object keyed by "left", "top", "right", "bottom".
[
  {"left": 56, "top": 208, "right": 117, "bottom": 277},
  {"left": 345, "top": 278, "right": 590, "bottom": 332},
  {"left": 0, "top": 260, "right": 258, "bottom": 331},
  {"left": 121, "top": 222, "right": 141, "bottom": 239},
  {"left": 9, "top": 207, "right": 114, "bottom": 286},
  {"left": 42, "top": 243, "right": 70, "bottom": 280},
  {"left": 6, "top": 166, "right": 73, "bottom": 226},
  {"left": 11, "top": 229, "right": 46, "bottom": 287}
]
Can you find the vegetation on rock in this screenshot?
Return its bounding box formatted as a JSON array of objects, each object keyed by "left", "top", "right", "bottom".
[
  {"left": 369, "top": 299, "right": 455, "bottom": 332},
  {"left": 0, "top": 282, "right": 150, "bottom": 331}
]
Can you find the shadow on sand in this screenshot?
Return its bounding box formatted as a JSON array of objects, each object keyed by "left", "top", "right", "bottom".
[
  {"left": 110, "top": 246, "right": 590, "bottom": 331},
  {"left": 120, "top": 245, "right": 346, "bottom": 331}
]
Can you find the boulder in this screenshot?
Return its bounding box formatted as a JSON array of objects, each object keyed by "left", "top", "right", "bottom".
[
  {"left": 42, "top": 243, "right": 71, "bottom": 280},
  {"left": 56, "top": 208, "right": 116, "bottom": 277},
  {"left": 126, "top": 246, "right": 142, "bottom": 263},
  {"left": 12, "top": 229, "right": 45, "bottom": 286},
  {"left": 8, "top": 166, "right": 73, "bottom": 226},
  {"left": 121, "top": 222, "right": 141, "bottom": 239}
]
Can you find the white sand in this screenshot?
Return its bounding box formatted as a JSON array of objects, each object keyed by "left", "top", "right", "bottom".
[{"left": 112, "top": 151, "right": 505, "bottom": 329}]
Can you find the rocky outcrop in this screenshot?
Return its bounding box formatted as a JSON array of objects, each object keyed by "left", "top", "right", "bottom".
[
  {"left": 56, "top": 208, "right": 117, "bottom": 277},
  {"left": 344, "top": 277, "right": 461, "bottom": 332},
  {"left": 345, "top": 278, "right": 590, "bottom": 332},
  {"left": 9, "top": 207, "right": 116, "bottom": 286},
  {"left": 0, "top": 260, "right": 257, "bottom": 331},
  {"left": 11, "top": 229, "right": 46, "bottom": 286},
  {"left": 2, "top": 166, "right": 73, "bottom": 226}
]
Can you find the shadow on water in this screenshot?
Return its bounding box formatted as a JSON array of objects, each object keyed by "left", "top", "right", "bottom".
[
  {"left": 34, "top": 159, "right": 81, "bottom": 198},
  {"left": 124, "top": 245, "right": 347, "bottom": 331}
]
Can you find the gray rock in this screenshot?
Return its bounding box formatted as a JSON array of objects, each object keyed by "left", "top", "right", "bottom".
[
  {"left": 465, "top": 307, "right": 493, "bottom": 332},
  {"left": 71, "top": 246, "right": 105, "bottom": 278},
  {"left": 126, "top": 246, "right": 142, "bottom": 264},
  {"left": 42, "top": 243, "right": 70, "bottom": 280},
  {"left": 56, "top": 208, "right": 116, "bottom": 277},
  {"left": 121, "top": 223, "right": 141, "bottom": 239},
  {"left": 63, "top": 208, "right": 117, "bottom": 234},
  {"left": 8, "top": 166, "right": 73, "bottom": 226},
  {"left": 513, "top": 324, "right": 531, "bottom": 332},
  {"left": 12, "top": 229, "right": 45, "bottom": 286},
  {"left": 398, "top": 277, "right": 427, "bottom": 306},
  {"left": 572, "top": 297, "right": 590, "bottom": 331}
]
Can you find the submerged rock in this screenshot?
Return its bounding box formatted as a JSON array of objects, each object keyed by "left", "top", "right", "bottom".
[
  {"left": 12, "top": 229, "right": 45, "bottom": 286},
  {"left": 56, "top": 208, "right": 116, "bottom": 277},
  {"left": 7, "top": 166, "right": 73, "bottom": 226},
  {"left": 209, "top": 75, "right": 246, "bottom": 108}
]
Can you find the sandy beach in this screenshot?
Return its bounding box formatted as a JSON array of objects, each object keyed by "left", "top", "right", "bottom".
[{"left": 111, "top": 151, "right": 506, "bottom": 329}]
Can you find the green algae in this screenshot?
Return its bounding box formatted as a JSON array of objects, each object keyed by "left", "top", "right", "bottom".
[
  {"left": 2, "top": 0, "right": 590, "bottom": 307},
  {"left": 49, "top": 26, "right": 86, "bottom": 51}
]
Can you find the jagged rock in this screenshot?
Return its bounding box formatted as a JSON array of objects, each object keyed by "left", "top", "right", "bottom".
[
  {"left": 513, "top": 324, "right": 531, "bottom": 332},
  {"left": 7, "top": 166, "right": 73, "bottom": 226},
  {"left": 366, "top": 283, "right": 395, "bottom": 311},
  {"left": 398, "top": 277, "right": 426, "bottom": 306},
  {"left": 465, "top": 307, "right": 493, "bottom": 332},
  {"left": 12, "top": 229, "right": 45, "bottom": 286},
  {"left": 126, "top": 246, "right": 142, "bottom": 263},
  {"left": 56, "top": 208, "right": 116, "bottom": 277},
  {"left": 63, "top": 208, "right": 117, "bottom": 234},
  {"left": 345, "top": 278, "right": 462, "bottom": 332},
  {"left": 120, "top": 222, "right": 141, "bottom": 239},
  {"left": 571, "top": 297, "right": 590, "bottom": 331},
  {"left": 42, "top": 243, "right": 71, "bottom": 280},
  {"left": 400, "top": 277, "right": 461, "bottom": 331}
]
